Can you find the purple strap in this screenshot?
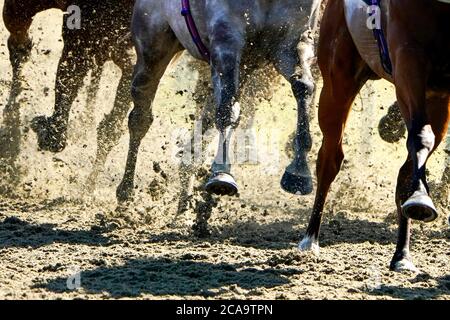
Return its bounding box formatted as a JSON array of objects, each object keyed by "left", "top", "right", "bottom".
[
  {"left": 370, "top": 0, "right": 392, "bottom": 74},
  {"left": 181, "top": 0, "right": 211, "bottom": 63}
]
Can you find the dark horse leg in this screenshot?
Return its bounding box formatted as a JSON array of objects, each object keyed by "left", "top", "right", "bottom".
[
  {"left": 299, "top": 0, "right": 372, "bottom": 253},
  {"left": 86, "top": 49, "right": 134, "bottom": 189},
  {"left": 31, "top": 23, "right": 91, "bottom": 152},
  {"left": 1, "top": 1, "right": 34, "bottom": 164},
  {"left": 390, "top": 22, "right": 440, "bottom": 223},
  {"left": 390, "top": 96, "right": 449, "bottom": 272},
  {"left": 3, "top": 1, "right": 37, "bottom": 71},
  {"left": 203, "top": 19, "right": 245, "bottom": 196},
  {"left": 116, "top": 11, "right": 182, "bottom": 203},
  {"left": 388, "top": 3, "right": 450, "bottom": 268},
  {"left": 276, "top": 33, "right": 315, "bottom": 195}
]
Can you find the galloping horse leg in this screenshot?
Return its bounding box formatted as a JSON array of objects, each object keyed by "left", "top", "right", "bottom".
[
  {"left": 83, "top": 63, "right": 104, "bottom": 129},
  {"left": 86, "top": 51, "right": 134, "bottom": 189},
  {"left": 31, "top": 26, "right": 91, "bottom": 152},
  {"left": 391, "top": 96, "right": 449, "bottom": 271},
  {"left": 299, "top": 0, "right": 372, "bottom": 253},
  {"left": 276, "top": 34, "right": 315, "bottom": 195},
  {"left": 3, "top": 1, "right": 34, "bottom": 73},
  {"left": 116, "top": 12, "right": 182, "bottom": 203},
  {"left": 1, "top": 4, "right": 33, "bottom": 165},
  {"left": 204, "top": 20, "right": 245, "bottom": 196},
  {"left": 390, "top": 43, "right": 440, "bottom": 222},
  {"left": 177, "top": 62, "right": 214, "bottom": 215}
]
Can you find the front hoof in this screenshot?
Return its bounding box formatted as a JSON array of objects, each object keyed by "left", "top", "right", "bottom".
[
  {"left": 390, "top": 258, "right": 420, "bottom": 273},
  {"left": 205, "top": 172, "right": 238, "bottom": 196},
  {"left": 298, "top": 236, "right": 319, "bottom": 255},
  {"left": 402, "top": 193, "right": 438, "bottom": 222},
  {"left": 31, "top": 116, "right": 67, "bottom": 153},
  {"left": 378, "top": 103, "right": 406, "bottom": 143},
  {"left": 116, "top": 180, "right": 134, "bottom": 203},
  {"left": 192, "top": 222, "right": 211, "bottom": 238},
  {"left": 281, "top": 170, "right": 313, "bottom": 195}
]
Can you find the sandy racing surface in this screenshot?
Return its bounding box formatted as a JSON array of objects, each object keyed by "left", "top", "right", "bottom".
[{"left": 0, "top": 4, "right": 449, "bottom": 300}]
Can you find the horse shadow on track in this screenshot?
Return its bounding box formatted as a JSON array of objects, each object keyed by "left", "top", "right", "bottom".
[
  {"left": 36, "top": 257, "right": 301, "bottom": 298},
  {"left": 147, "top": 212, "right": 398, "bottom": 251},
  {"left": 369, "top": 274, "right": 450, "bottom": 300},
  {"left": 0, "top": 216, "right": 113, "bottom": 249}
]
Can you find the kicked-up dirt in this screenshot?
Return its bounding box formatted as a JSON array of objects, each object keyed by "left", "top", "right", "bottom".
[{"left": 0, "top": 3, "right": 449, "bottom": 300}]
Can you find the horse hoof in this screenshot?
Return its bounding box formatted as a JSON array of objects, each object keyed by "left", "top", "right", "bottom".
[
  {"left": 116, "top": 181, "right": 134, "bottom": 203},
  {"left": 298, "top": 236, "right": 319, "bottom": 255},
  {"left": 31, "top": 116, "right": 67, "bottom": 153},
  {"left": 281, "top": 171, "right": 313, "bottom": 195},
  {"left": 378, "top": 103, "right": 406, "bottom": 143},
  {"left": 205, "top": 172, "right": 238, "bottom": 196},
  {"left": 402, "top": 193, "right": 438, "bottom": 222},
  {"left": 390, "top": 258, "right": 420, "bottom": 273}
]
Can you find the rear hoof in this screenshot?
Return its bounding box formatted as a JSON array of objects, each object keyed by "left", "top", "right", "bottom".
[
  {"left": 298, "top": 236, "right": 319, "bottom": 255},
  {"left": 281, "top": 170, "right": 313, "bottom": 195},
  {"left": 31, "top": 116, "right": 67, "bottom": 153},
  {"left": 205, "top": 172, "right": 238, "bottom": 196},
  {"left": 192, "top": 223, "right": 211, "bottom": 238},
  {"left": 390, "top": 258, "right": 420, "bottom": 273},
  {"left": 378, "top": 103, "right": 405, "bottom": 143},
  {"left": 116, "top": 180, "right": 134, "bottom": 203},
  {"left": 402, "top": 193, "right": 438, "bottom": 222}
]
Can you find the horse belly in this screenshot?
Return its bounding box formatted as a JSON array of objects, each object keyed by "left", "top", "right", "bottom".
[
  {"left": 343, "top": 0, "right": 391, "bottom": 80},
  {"left": 162, "top": 0, "right": 209, "bottom": 61}
]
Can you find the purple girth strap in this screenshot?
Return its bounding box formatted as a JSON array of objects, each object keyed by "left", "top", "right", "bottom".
[
  {"left": 181, "top": 0, "right": 211, "bottom": 63},
  {"left": 370, "top": 0, "right": 392, "bottom": 75}
]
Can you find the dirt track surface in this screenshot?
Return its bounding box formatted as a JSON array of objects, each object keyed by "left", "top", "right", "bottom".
[{"left": 0, "top": 4, "right": 449, "bottom": 300}]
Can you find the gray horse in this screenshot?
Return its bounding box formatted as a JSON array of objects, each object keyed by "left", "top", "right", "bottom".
[{"left": 117, "top": 0, "right": 322, "bottom": 202}]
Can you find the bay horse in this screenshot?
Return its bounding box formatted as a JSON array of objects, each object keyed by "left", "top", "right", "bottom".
[
  {"left": 299, "top": 0, "right": 450, "bottom": 272},
  {"left": 117, "top": 0, "right": 322, "bottom": 202},
  {"left": 2, "top": 0, "right": 135, "bottom": 187}
]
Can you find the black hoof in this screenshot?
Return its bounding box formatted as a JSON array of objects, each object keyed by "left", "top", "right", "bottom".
[
  {"left": 280, "top": 170, "right": 313, "bottom": 195},
  {"left": 31, "top": 116, "right": 67, "bottom": 153},
  {"left": 378, "top": 103, "right": 406, "bottom": 143},
  {"left": 116, "top": 181, "right": 134, "bottom": 203},
  {"left": 205, "top": 172, "right": 238, "bottom": 196},
  {"left": 402, "top": 193, "right": 438, "bottom": 223}
]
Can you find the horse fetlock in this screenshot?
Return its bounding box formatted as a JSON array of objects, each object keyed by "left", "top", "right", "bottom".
[
  {"left": 298, "top": 235, "right": 320, "bottom": 255},
  {"left": 291, "top": 76, "right": 315, "bottom": 98},
  {"left": 295, "top": 131, "right": 313, "bottom": 152},
  {"left": 116, "top": 179, "right": 135, "bottom": 203},
  {"left": 418, "top": 125, "right": 435, "bottom": 152},
  {"left": 128, "top": 108, "right": 154, "bottom": 135},
  {"left": 8, "top": 36, "right": 32, "bottom": 64}
]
